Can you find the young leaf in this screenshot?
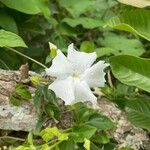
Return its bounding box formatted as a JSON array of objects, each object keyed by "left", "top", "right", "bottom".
[
  {"left": 15, "top": 84, "right": 32, "bottom": 100},
  {"left": 110, "top": 55, "right": 150, "bottom": 92},
  {"left": 126, "top": 98, "right": 150, "bottom": 130},
  {"left": 0, "top": 30, "right": 27, "bottom": 48},
  {"left": 84, "top": 138, "right": 90, "bottom": 150},
  {"left": 40, "top": 127, "right": 68, "bottom": 142}
]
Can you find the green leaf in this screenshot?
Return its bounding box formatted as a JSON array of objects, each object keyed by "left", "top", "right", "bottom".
[
  {"left": 118, "top": 0, "right": 150, "bottom": 8},
  {"left": 110, "top": 55, "right": 150, "bottom": 92},
  {"left": 58, "top": 0, "right": 92, "bottom": 18},
  {"left": 80, "top": 41, "right": 95, "bottom": 53},
  {"left": 126, "top": 98, "right": 150, "bottom": 130},
  {"left": 71, "top": 124, "right": 97, "bottom": 142},
  {"left": 87, "top": 115, "right": 114, "bottom": 130},
  {"left": 98, "top": 32, "right": 145, "bottom": 56},
  {"left": 63, "top": 17, "right": 104, "bottom": 29},
  {"left": 15, "top": 84, "right": 32, "bottom": 100},
  {"left": 106, "top": 9, "right": 150, "bottom": 41},
  {"left": 0, "top": 10, "right": 18, "bottom": 33},
  {"left": 0, "top": 0, "right": 50, "bottom": 17},
  {"left": 0, "top": 30, "right": 27, "bottom": 48}
]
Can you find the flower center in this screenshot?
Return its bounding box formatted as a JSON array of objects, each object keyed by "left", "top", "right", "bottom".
[{"left": 72, "top": 72, "right": 81, "bottom": 79}]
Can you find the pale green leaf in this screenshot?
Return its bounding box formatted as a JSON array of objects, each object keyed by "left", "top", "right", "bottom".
[
  {"left": 98, "top": 32, "right": 145, "bottom": 56},
  {"left": 84, "top": 138, "right": 90, "bottom": 150},
  {"left": 110, "top": 55, "right": 150, "bottom": 92},
  {"left": 118, "top": 0, "right": 150, "bottom": 8},
  {"left": 0, "top": 30, "right": 27, "bottom": 48},
  {"left": 106, "top": 9, "right": 150, "bottom": 41}
]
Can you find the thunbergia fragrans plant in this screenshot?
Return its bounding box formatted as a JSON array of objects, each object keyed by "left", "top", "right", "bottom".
[{"left": 46, "top": 44, "right": 108, "bottom": 106}]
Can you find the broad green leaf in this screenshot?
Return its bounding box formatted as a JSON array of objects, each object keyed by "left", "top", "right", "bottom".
[
  {"left": 110, "top": 55, "right": 150, "bottom": 92},
  {"left": 106, "top": 9, "right": 150, "bottom": 41},
  {"left": 63, "top": 17, "right": 104, "bottom": 29},
  {"left": 0, "top": 30, "right": 27, "bottom": 47},
  {"left": 98, "top": 32, "right": 145, "bottom": 56},
  {"left": 0, "top": 10, "right": 18, "bottom": 33},
  {"left": 0, "top": 0, "right": 51, "bottom": 18},
  {"left": 58, "top": 0, "right": 92, "bottom": 17},
  {"left": 118, "top": 0, "right": 150, "bottom": 8},
  {"left": 126, "top": 98, "right": 150, "bottom": 130},
  {"left": 80, "top": 41, "right": 95, "bottom": 53},
  {"left": 71, "top": 124, "right": 97, "bottom": 142}
]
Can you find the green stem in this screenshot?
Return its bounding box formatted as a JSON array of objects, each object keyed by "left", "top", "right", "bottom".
[
  {"left": 6, "top": 47, "right": 47, "bottom": 69},
  {"left": 49, "top": 140, "right": 62, "bottom": 149}
]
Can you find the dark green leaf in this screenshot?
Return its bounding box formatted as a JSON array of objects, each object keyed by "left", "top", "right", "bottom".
[
  {"left": 9, "top": 96, "right": 20, "bottom": 106},
  {"left": 87, "top": 115, "right": 114, "bottom": 130},
  {"left": 0, "top": 10, "right": 18, "bottom": 33},
  {"left": 126, "top": 98, "right": 150, "bottom": 130},
  {"left": 71, "top": 124, "right": 97, "bottom": 142}
]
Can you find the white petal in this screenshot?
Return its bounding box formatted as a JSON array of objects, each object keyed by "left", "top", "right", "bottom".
[
  {"left": 48, "top": 77, "right": 75, "bottom": 105},
  {"left": 72, "top": 80, "right": 97, "bottom": 106},
  {"left": 67, "top": 43, "right": 97, "bottom": 73},
  {"left": 46, "top": 50, "right": 73, "bottom": 79},
  {"left": 82, "top": 61, "right": 109, "bottom": 87}
]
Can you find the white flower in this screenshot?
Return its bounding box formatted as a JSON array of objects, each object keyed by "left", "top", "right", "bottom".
[{"left": 46, "top": 43, "right": 109, "bottom": 106}]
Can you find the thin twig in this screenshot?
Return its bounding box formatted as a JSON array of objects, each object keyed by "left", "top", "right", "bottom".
[
  {"left": 107, "top": 70, "right": 113, "bottom": 88},
  {"left": 0, "top": 136, "right": 25, "bottom": 142},
  {"left": 6, "top": 47, "right": 47, "bottom": 69}
]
